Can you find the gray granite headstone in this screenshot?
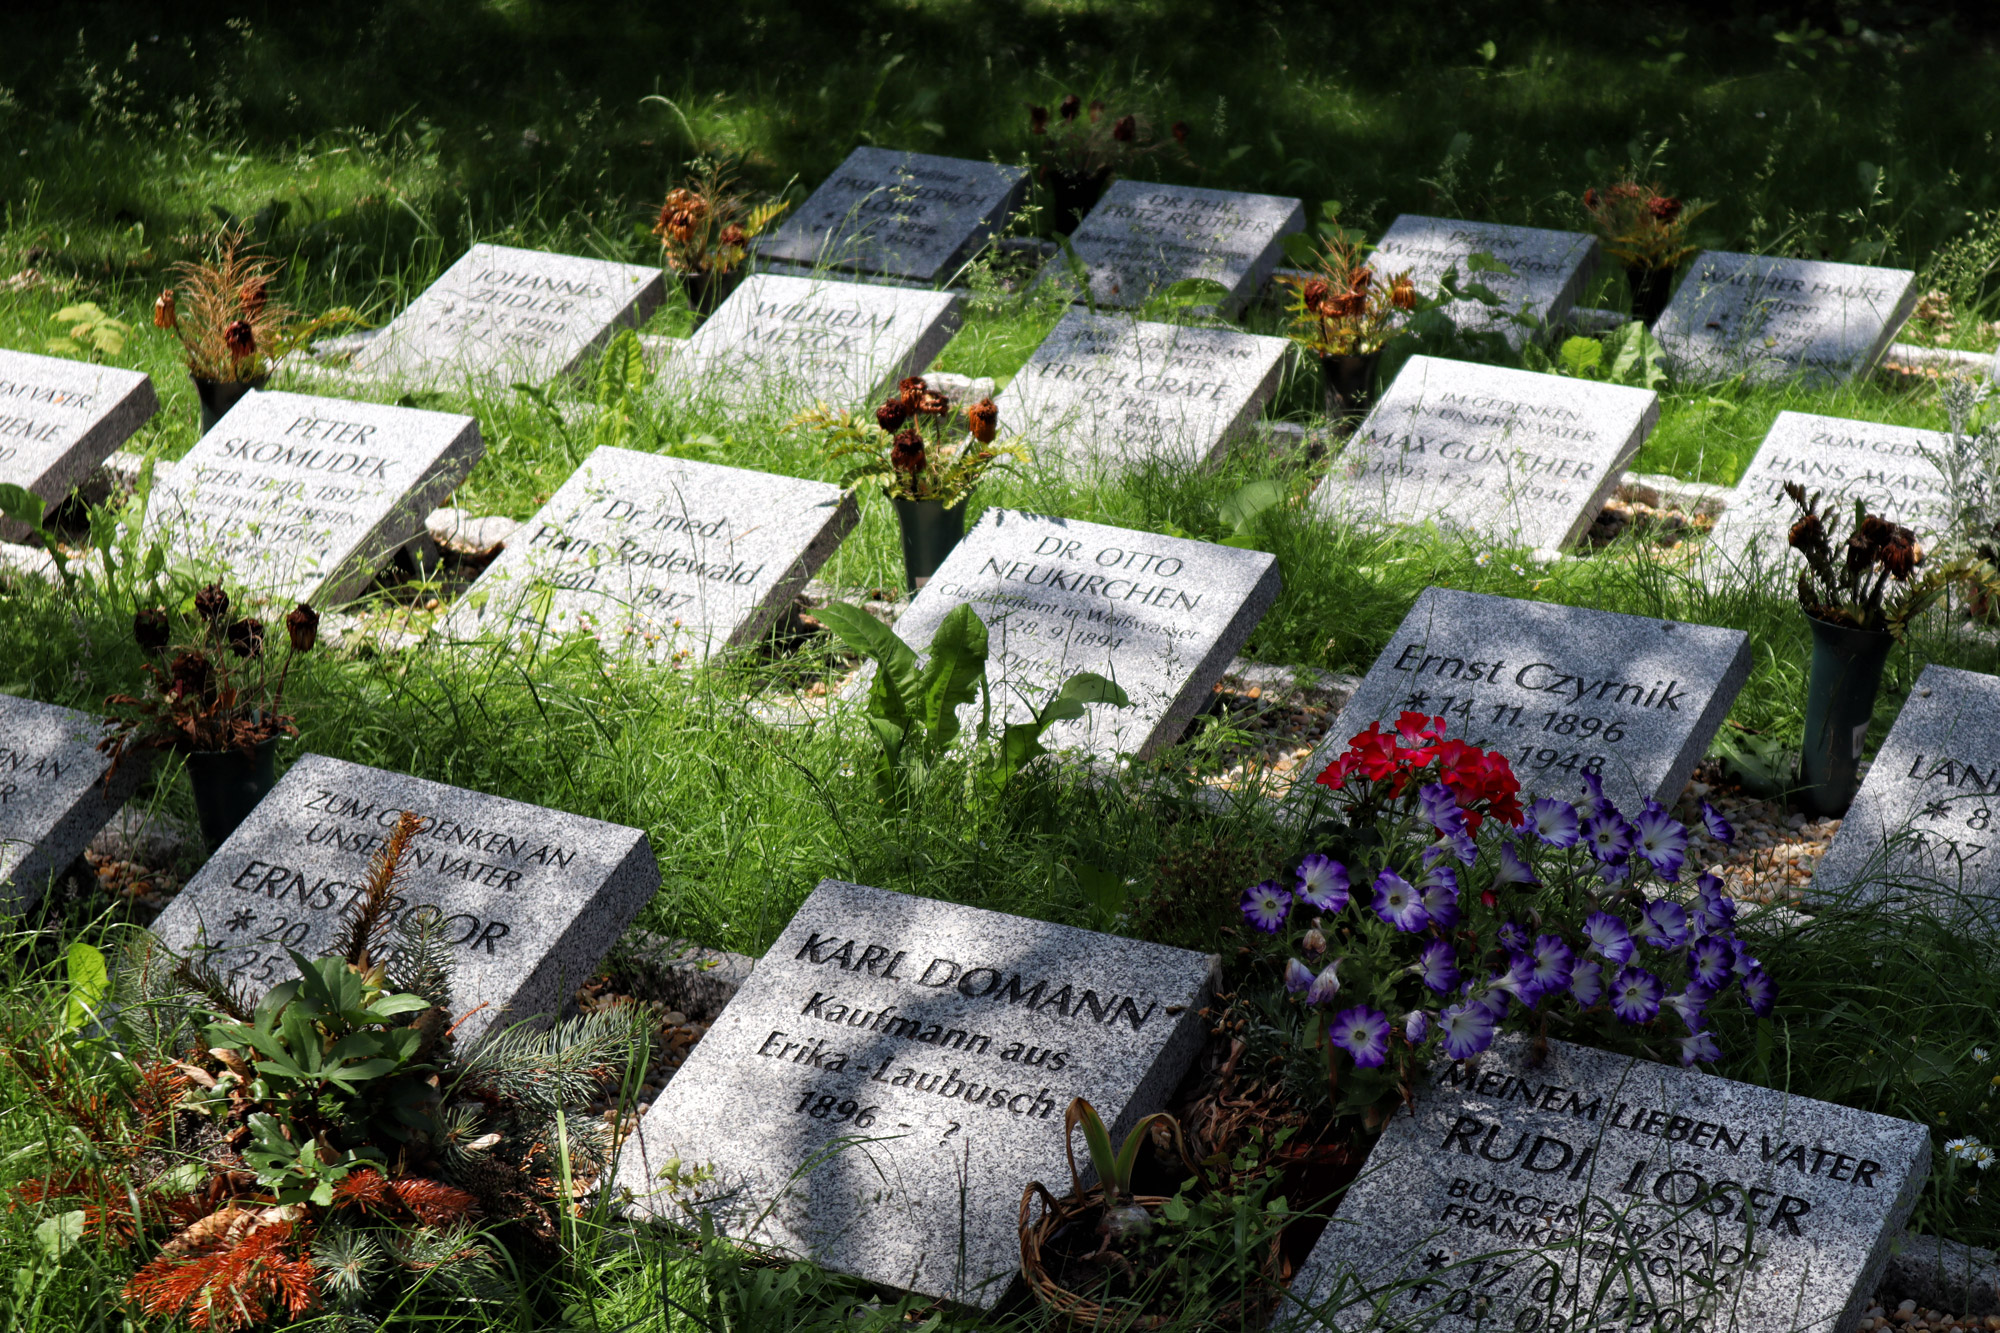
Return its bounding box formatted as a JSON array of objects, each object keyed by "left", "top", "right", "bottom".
[
  {"left": 447, "top": 445, "right": 856, "bottom": 663},
  {"left": 0, "top": 695, "right": 146, "bottom": 912},
  {"left": 1311, "top": 356, "right": 1659, "bottom": 552},
  {"left": 144, "top": 390, "right": 481, "bottom": 606},
  {"left": 753, "top": 147, "right": 1028, "bottom": 286},
  {"left": 0, "top": 350, "right": 158, "bottom": 542},
  {"left": 615, "top": 878, "right": 1215, "bottom": 1307},
  {"left": 994, "top": 308, "right": 1289, "bottom": 477},
  {"left": 1811, "top": 664, "right": 2000, "bottom": 921},
  {"left": 1703, "top": 412, "right": 1951, "bottom": 582},
  {"left": 1280, "top": 1033, "right": 1929, "bottom": 1333},
  {"left": 148, "top": 753, "right": 658, "bottom": 1041},
  {"left": 352, "top": 243, "right": 664, "bottom": 386},
  {"left": 1654, "top": 251, "right": 1918, "bottom": 385},
  {"left": 1063, "top": 180, "right": 1304, "bottom": 314},
  {"left": 1289, "top": 588, "right": 1750, "bottom": 817},
  {"left": 656, "top": 273, "right": 960, "bottom": 414},
  {"left": 1372, "top": 215, "right": 1600, "bottom": 347},
  {"left": 893, "top": 509, "right": 1280, "bottom": 758}
]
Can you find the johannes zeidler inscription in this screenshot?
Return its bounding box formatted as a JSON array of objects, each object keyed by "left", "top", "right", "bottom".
[
  {"left": 143, "top": 391, "right": 482, "bottom": 606},
  {"left": 616, "top": 880, "right": 1216, "bottom": 1307},
  {"left": 447, "top": 446, "right": 857, "bottom": 664},
  {"left": 1282, "top": 1034, "right": 1930, "bottom": 1333},
  {"left": 1293, "top": 587, "right": 1750, "bottom": 818},
  {"left": 148, "top": 753, "right": 658, "bottom": 1042},
  {"left": 0, "top": 694, "right": 146, "bottom": 912},
  {"left": 1810, "top": 664, "right": 2000, "bottom": 920}
]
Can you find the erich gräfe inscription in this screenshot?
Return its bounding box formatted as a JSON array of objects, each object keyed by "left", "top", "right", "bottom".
[
  {"left": 149, "top": 753, "right": 658, "bottom": 1042},
  {"left": 1810, "top": 664, "right": 2000, "bottom": 921},
  {"left": 1654, "top": 251, "right": 1917, "bottom": 386},
  {"left": 659, "top": 273, "right": 960, "bottom": 414},
  {"left": 1063, "top": 180, "right": 1305, "bottom": 315},
  {"left": 893, "top": 509, "right": 1281, "bottom": 759},
  {"left": 1280, "top": 1033, "right": 1929, "bottom": 1333},
  {"left": 1703, "top": 412, "right": 1951, "bottom": 583},
  {"left": 752, "top": 147, "right": 1028, "bottom": 286},
  {"left": 1291, "top": 588, "right": 1749, "bottom": 818},
  {"left": 352, "top": 243, "right": 664, "bottom": 387},
  {"left": 0, "top": 349, "right": 158, "bottom": 542},
  {"left": 447, "top": 446, "right": 857, "bottom": 663},
  {"left": 994, "top": 308, "right": 1289, "bottom": 478},
  {"left": 1372, "top": 215, "right": 1601, "bottom": 347},
  {"left": 1312, "top": 356, "right": 1659, "bottom": 552},
  {"left": 0, "top": 695, "right": 146, "bottom": 913},
  {"left": 615, "top": 879, "right": 1215, "bottom": 1306},
  {"left": 143, "top": 390, "right": 481, "bottom": 606}
]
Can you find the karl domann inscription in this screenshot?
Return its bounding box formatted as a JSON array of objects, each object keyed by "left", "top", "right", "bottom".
[
  {"left": 615, "top": 879, "right": 1215, "bottom": 1307},
  {"left": 149, "top": 754, "right": 658, "bottom": 1040},
  {"left": 1281, "top": 1034, "right": 1930, "bottom": 1333},
  {"left": 1293, "top": 588, "right": 1750, "bottom": 817}
]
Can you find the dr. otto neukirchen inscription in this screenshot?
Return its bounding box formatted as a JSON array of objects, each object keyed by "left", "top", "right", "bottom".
[
  {"left": 615, "top": 880, "right": 1215, "bottom": 1307},
  {"left": 149, "top": 754, "right": 658, "bottom": 1041},
  {"left": 1296, "top": 587, "right": 1749, "bottom": 818},
  {"left": 1282, "top": 1034, "right": 1929, "bottom": 1333}
]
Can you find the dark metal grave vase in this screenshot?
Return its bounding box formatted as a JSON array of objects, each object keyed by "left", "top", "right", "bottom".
[
  {"left": 1798, "top": 613, "right": 1894, "bottom": 818},
  {"left": 185, "top": 736, "right": 281, "bottom": 850},
  {"left": 192, "top": 375, "right": 269, "bottom": 436},
  {"left": 1319, "top": 350, "right": 1382, "bottom": 422},
  {"left": 892, "top": 496, "right": 966, "bottom": 593},
  {"left": 680, "top": 267, "right": 743, "bottom": 326},
  {"left": 1625, "top": 265, "right": 1676, "bottom": 326},
  {"left": 1046, "top": 167, "right": 1112, "bottom": 235}
]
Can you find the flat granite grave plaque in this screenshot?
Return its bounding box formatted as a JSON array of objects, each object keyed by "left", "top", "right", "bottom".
[
  {"left": 615, "top": 878, "right": 1215, "bottom": 1306},
  {"left": 0, "top": 350, "right": 158, "bottom": 542},
  {"left": 753, "top": 147, "right": 1027, "bottom": 286},
  {"left": 1279, "top": 1033, "right": 1929, "bottom": 1333},
  {"left": 994, "top": 308, "right": 1289, "bottom": 477},
  {"left": 144, "top": 390, "right": 481, "bottom": 605},
  {"left": 352, "top": 243, "right": 664, "bottom": 386},
  {"left": 1654, "top": 251, "right": 1917, "bottom": 385},
  {"left": 1810, "top": 664, "right": 2000, "bottom": 920},
  {"left": 893, "top": 509, "right": 1280, "bottom": 759},
  {"left": 149, "top": 753, "right": 658, "bottom": 1041},
  {"left": 1703, "top": 412, "right": 1951, "bottom": 580},
  {"left": 1289, "top": 588, "right": 1750, "bottom": 817},
  {"left": 1311, "top": 356, "right": 1658, "bottom": 552},
  {"left": 1063, "top": 180, "right": 1304, "bottom": 314},
  {"left": 657, "top": 273, "right": 960, "bottom": 414},
  {"left": 447, "top": 446, "right": 856, "bottom": 663},
  {"left": 1373, "top": 215, "right": 1600, "bottom": 347},
  {"left": 1, "top": 695, "right": 146, "bottom": 912}
]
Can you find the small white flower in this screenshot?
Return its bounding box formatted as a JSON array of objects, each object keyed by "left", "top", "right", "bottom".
[
  {"left": 1977, "top": 1146, "right": 1998, "bottom": 1171},
  {"left": 1474, "top": 552, "right": 1493, "bottom": 567},
  {"left": 1947, "top": 1136, "right": 1986, "bottom": 1164},
  {"left": 1974, "top": 1047, "right": 1991, "bottom": 1064},
  {"left": 1510, "top": 564, "right": 1526, "bottom": 576}
]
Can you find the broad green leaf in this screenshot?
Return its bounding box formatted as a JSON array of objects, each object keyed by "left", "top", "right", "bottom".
[
  {"left": 1465, "top": 251, "right": 1515, "bottom": 277},
  {"left": 33, "top": 1210, "right": 85, "bottom": 1262},
  {"left": 62, "top": 942, "right": 108, "bottom": 1033},
  {"left": 1559, "top": 336, "right": 1604, "bottom": 378},
  {"left": 1280, "top": 232, "right": 1321, "bottom": 268},
  {"left": 366, "top": 992, "right": 431, "bottom": 1019},
  {"left": 0, "top": 484, "right": 46, "bottom": 534},
  {"left": 915, "top": 603, "right": 989, "bottom": 748}
]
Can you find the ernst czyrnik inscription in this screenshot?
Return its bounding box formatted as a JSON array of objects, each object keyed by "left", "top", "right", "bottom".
[
  {"left": 1280, "top": 1034, "right": 1929, "bottom": 1333},
  {"left": 615, "top": 880, "right": 1216, "bottom": 1307},
  {"left": 148, "top": 754, "right": 658, "bottom": 1041}
]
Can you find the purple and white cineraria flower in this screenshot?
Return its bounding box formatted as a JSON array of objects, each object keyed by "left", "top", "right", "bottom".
[
  {"left": 1418, "top": 782, "right": 1465, "bottom": 836},
  {"left": 1417, "top": 865, "right": 1462, "bottom": 928},
  {"left": 1741, "top": 969, "right": 1777, "bottom": 1016},
  {"left": 1284, "top": 957, "right": 1315, "bottom": 994},
  {"left": 1570, "top": 958, "right": 1604, "bottom": 1007},
  {"left": 1405, "top": 1010, "right": 1429, "bottom": 1043},
  {"left": 1527, "top": 797, "right": 1581, "bottom": 848},
  {"left": 1495, "top": 841, "right": 1540, "bottom": 888},
  {"left": 1583, "top": 911, "right": 1636, "bottom": 965},
  {"left": 1585, "top": 811, "right": 1635, "bottom": 864},
  {"left": 1688, "top": 936, "right": 1734, "bottom": 989},
  {"left": 1240, "top": 880, "right": 1292, "bottom": 934},
  {"left": 1580, "top": 770, "right": 1614, "bottom": 817},
  {"left": 1296, "top": 854, "right": 1350, "bottom": 912},
  {"left": 1330, "top": 1006, "right": 1392, "bottom": 1068},
  {"left": 1678, "top": 1030, "right": 1722, "bottom": 1066},
  {"left": 1633, "top": 802, "right": 1689, "bottom": 880},
  {"left": 1528, "top": 934, "right": 1575, "bottom": 998},
  {"left": 1498, "top": 921, "right": 1531, "bottom": 952},
  {"left": 1663, "top": 983, "right": 1713, "bottom": 1031},
  {"left": 1611, "top": 966, "right": 1665, "bottom": 1024},
  {"left": 1438, "top": 1000, "right": 1500, "bottom": 1060},
  {"left": 1372, "top": 869, "right": 1429, "bottom": 932}
]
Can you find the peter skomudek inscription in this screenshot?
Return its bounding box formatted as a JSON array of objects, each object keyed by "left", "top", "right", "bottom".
[
  {"left": 615, "top": 880, "right": 1215, "bottom": 1307},
  {"left": 1281, "top": 1034, "right": 1930, "bottom": 1333}
]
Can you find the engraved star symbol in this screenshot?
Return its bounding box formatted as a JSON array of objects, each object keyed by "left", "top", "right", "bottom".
[
  {"left": 225, "top": 908, "right": 256, "bottom": 932},
  {"left": 1400, "top": 691, "right": 1431, "bottom": 711},
  {"left": 1423, "top": 1250, "right": 1448, "bottom": 1271},
  {"left": 1923, "top": 800, "right": 1950, "bottom": 819}
]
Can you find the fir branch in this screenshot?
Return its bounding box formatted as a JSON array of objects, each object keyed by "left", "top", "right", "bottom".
[
  {"left": 451, "top": 1007, "right": 649, "bottom": 1117},
  {"left": 172, "top": 952, "right": 255, "bottom": 1024},
  {"left": 333, "top": 809, "right": 423, "bottom": 969}
]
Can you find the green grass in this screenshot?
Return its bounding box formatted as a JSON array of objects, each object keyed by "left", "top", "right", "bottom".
[{"left": 7, "top": 1, "right": 2000, "bottom": 1328}]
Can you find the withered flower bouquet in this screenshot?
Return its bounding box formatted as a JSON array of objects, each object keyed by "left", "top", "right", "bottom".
[
  {"left": 1782, "top": 482, "right": 1957, "bottom": 637},
  {"left": 652, "top": 159, "right": 789, "bottom": 282},
  {"left": 1027, "top": 94, "right": 1187, "bottom": 180},
  {"left": 803, "top": 376, "right": 1025, "bottom": 508},
  {"left": 103, "top": 583, "right": 320, "bottom": 766},
  {"left": 1581, "top": 180, "right": 1712, "bottom": 273},
  {"left": 1282, "top": 231, "right": 1420, "bottom": 358},
  {"left": 153, "top": 230, "right": 357, "bottom": 383}
]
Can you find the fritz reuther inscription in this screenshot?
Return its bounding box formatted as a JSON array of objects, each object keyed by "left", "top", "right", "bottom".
[
  {"left": 615, "top": 880, "right": 1215, "bottom": 1307},
  {"left": 149, "top": 754, "right": 658, "bottom": 1040},
  {"left": 1281, "top": 1034, "right": 1930, "bottom": 1333}
]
